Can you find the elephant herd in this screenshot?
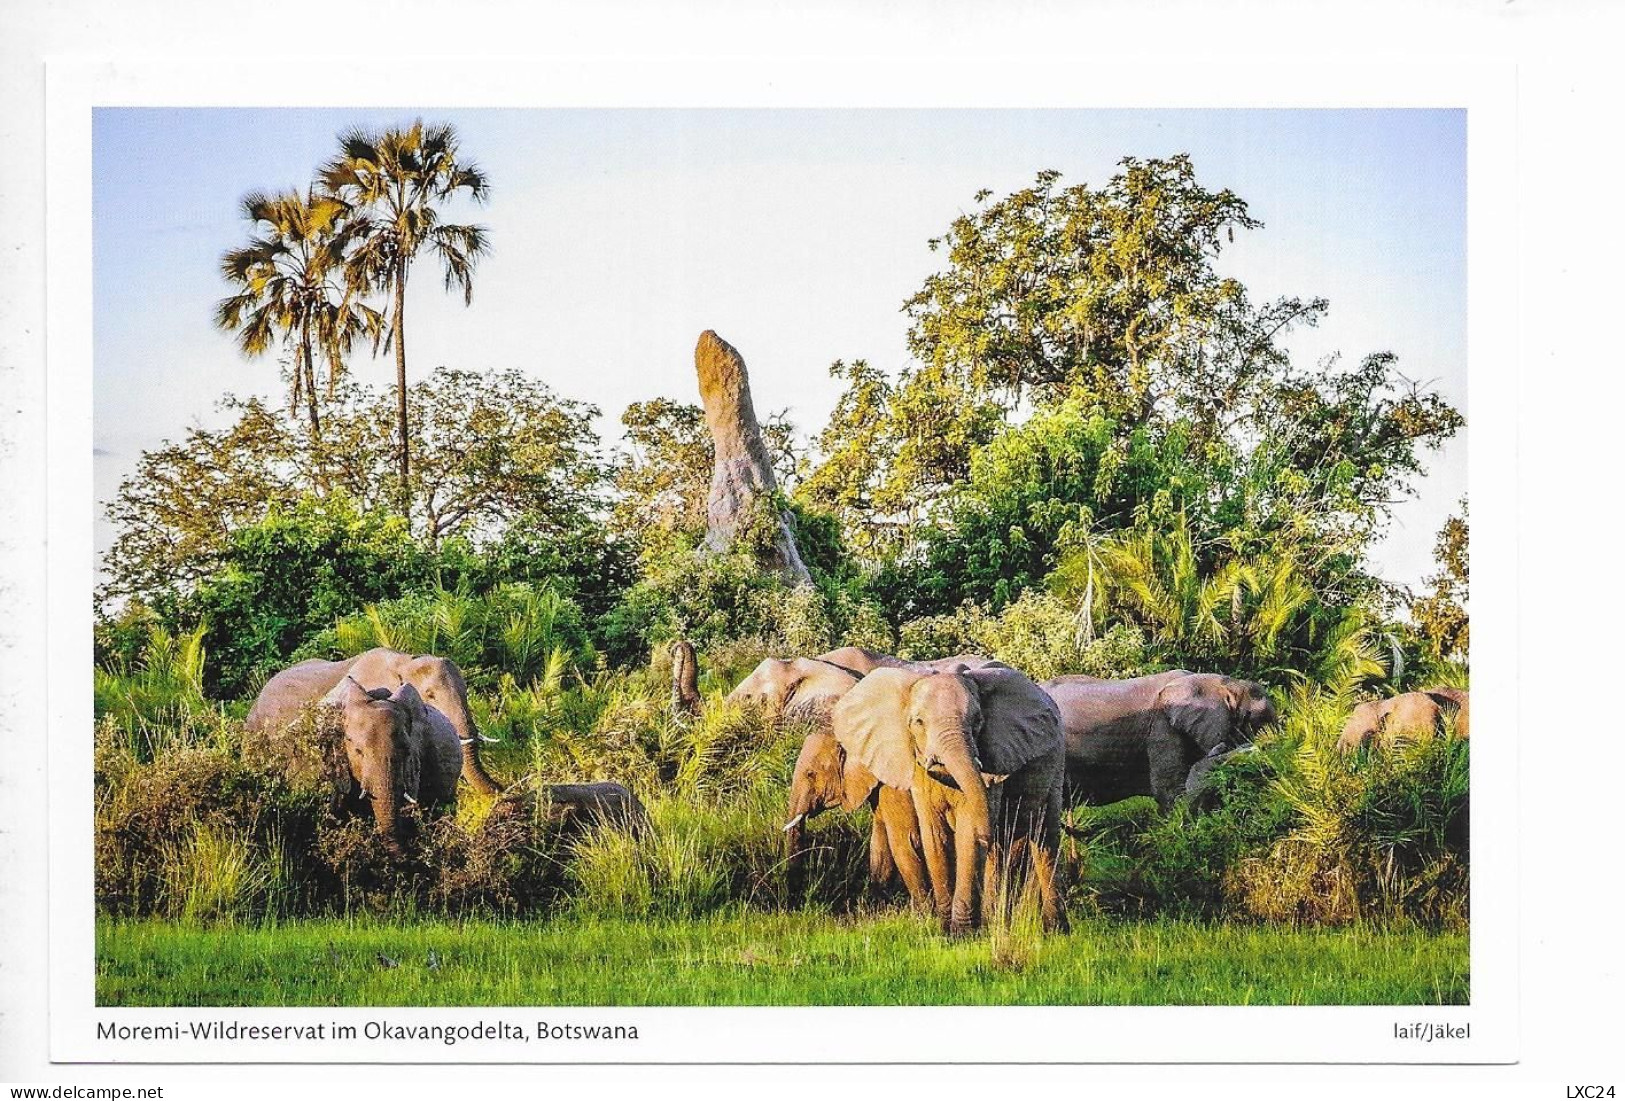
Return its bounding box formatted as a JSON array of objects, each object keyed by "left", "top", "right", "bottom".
[
  {"left": 244, "top": 643, "right": 1467, "bottom": 936},
  {"left": 732, "top": 647, "right": 1277, "bottom": 935}
]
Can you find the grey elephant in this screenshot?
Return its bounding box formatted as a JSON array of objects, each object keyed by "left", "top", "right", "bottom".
[
  {"left": 1045, "top": 670, "right": 1277, "bottom": 811},
  {"left": 246, "top": 648, "right": 501, "bottom": 795},
  {"left": 833, "top": 664, "right": 1069, "bottom": 936},
  {"left": 815, "top": 646, "right": 1004, "bottom": 676},
  {"left": 783, "top": 722, "right": 930, "bottom": 908},
  {"left": 1337, "top": 688, "right": 1469, "bottom": 753},
  {"left": 315, "top": 678, "right": 462, "bottom": 850},
  {"left": 541, "top": 782, "right": 649, "bottom": 836},
  {"left": 725, "top": 656, "right": 863, "bottom": 717}
]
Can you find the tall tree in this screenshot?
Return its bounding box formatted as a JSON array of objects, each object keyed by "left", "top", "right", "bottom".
[
  {"left": 321, "top": 120, "right": 490, "bottom": 517},
  {"left": 214, "top": 188, "right": 381, "bottom": 444}
]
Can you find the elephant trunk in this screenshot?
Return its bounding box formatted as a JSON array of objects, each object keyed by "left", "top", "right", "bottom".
[
  {"left": 368, "top": 765, "right": 405, "bottom": 856},
  {"left": 447, "top": 698, "right": 501, "bottom": 796},
  {"left": 782, "top": 777, "right": 817, "bottom": 901},
  {"left": 933, "top": 732, "right": 992, "bottom": 931},
  {"left": 783, "top": 817, "right": 807, "bottom": 901}
]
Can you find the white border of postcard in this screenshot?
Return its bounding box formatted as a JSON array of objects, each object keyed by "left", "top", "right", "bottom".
[{"left": 46, "top": 55, "right": 1518, "bottom": 1064}]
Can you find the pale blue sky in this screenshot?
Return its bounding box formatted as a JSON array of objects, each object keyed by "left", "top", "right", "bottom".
[{"left": 93, "top": 108, "right": 1465, "bottom": 587}]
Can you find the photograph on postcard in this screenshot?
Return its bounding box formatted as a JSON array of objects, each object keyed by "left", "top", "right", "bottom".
[{"left": 89, "top": 107, "right": 1469, "bottom": 1011}]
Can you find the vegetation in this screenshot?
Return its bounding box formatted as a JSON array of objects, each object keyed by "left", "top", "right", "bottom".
[
  {"left": 320, "top": 121, "right": 490, "bottom": 509},
  {"left": 95, "top": 135, "right": 1469, "bottom": 1006},
  {"left": 98, "top": 913, "right": 1466, "bottom": 1007}
]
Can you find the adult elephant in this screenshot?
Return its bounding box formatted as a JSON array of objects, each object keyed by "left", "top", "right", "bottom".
[
  {"left": 725, "top": 656, "right": 863, "bottom": 716},
  {"left": 726, "top": 657, "right": 928, "bottom": 905},
  {"left": 1046, "top": 670, "right": 1276, "bottom": 811},
  {"left": 246, "top": 648, "right": 501, "bottom": 795},
  {"left": 832, "top": 664, "right": 1068, "bottom": 936},
  {"left": 315, "top": 678, "right": 461, "bottom": 851},
  {"left": 815, "top": 646, "right": 1004, "bottom": 675},
  {"left": 1337, "top": 688, "right": 1468, "bottom": 753}
]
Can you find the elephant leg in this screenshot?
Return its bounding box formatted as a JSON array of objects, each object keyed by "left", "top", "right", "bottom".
[
  {"left": 916, "top": 804, "right": 954, "bottom": 926},
  {"left": 868, "top": 813, "right": 896, "bottom": 888},
  {"left": 1030, "top": 840, "right": 1068, "bottom": 934},
  {"left": 1147, "top": 719, "right": 1196, "bottom": 813},
  {"left": 882, "top": 793, "right": 931, "bottom": 909},
  {"left": 1036, "top": 781, "right": 1070, "bottom": 933},
  {"left": 980, "top": 841, "right": 1005, "bottom": 928},
  {"left": 948, "top": 812, "right": 985, "bottom": 935}
]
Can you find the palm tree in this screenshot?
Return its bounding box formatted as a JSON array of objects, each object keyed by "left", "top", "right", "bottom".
[
  {"left": 214, "top": 188, "right": 382, "bottom": 446},
  {"left": 320, "top": 121, "right": 490, "bottom": 517}
]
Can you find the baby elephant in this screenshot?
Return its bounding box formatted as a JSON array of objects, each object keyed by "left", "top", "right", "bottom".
[
  {"left": 541, "top": 782, "right": 648, "bottom": 836},
  {"left": 1337, "top": 688, "right": 1469, "bottom": 753}
]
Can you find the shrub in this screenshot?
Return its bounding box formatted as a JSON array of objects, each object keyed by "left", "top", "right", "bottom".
[
  {"left": 896, "top": 593, "right": 1151, "bottom": 677},
  {"left": 1063, "top": 685, "right": 1468, "bottom": 927},
  {"left": 299, "top": 581, "right": 595, "bottom": 693}
]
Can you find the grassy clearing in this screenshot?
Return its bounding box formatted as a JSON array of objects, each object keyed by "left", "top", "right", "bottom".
[{"left": 97, "top": 912, "right": 1467, "bottom": 1007}]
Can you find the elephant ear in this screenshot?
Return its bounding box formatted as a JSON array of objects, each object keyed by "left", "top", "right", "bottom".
[
  {"left": 785, "top": 658, "right": 858, "bottom": 714},
  {"left": 317, "top": 701, "right": 354, "bottom": 796},
  {"left": 1159, "top": 676, "right": 1232, "bottom": 755},
  {"left": 832, "top": 668, "right": 924, "bottom": 791},
  {"left": 963, "top": 665, "right": 1062, "bottom": 776},
  {"left": 387, "top": 683, "right": 426, "bottom": 797},
  {"left": 839, "top": 753, "right": 880, "bottom": 812}
]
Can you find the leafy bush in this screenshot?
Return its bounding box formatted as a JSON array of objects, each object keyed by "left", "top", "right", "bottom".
[
  {"left": 601, "top": 544, "right": 894, "bottom": 665},
  {"left": 94, "top": 625, "right": 224, "bottom": 761},
  {"left": 897, "top": 593, "right": 1151, "bottom": 679},
  {"left": 300, "top": 581, "right": 595, "bottom": 691},
  {"left": 168, "top": 493, "right": 434, "bottom": 698},
  {"left": 1065, "top": 686, "right": 1469, "bottom": 927}
]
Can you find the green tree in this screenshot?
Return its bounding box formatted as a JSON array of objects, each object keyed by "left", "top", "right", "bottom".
[
  {"left": 1410, "top": 499, "right": 1469, "bottom": 662},
  {"left": 904, "top": 157, "right": 1322, "bottom": 426},
  {"left": 175, "top": 493, "right": 432, "bottom": 697},
  {"left": 321, "top": 121, "right": 490, "bottom": 514},
  {"left": 214, "top": 188, "right": 382, "bottom": 444},
  {"left": 805, "top": 159, "right": 1328, "bottom": 558},
  {"left": 99, "top": 369, "right": 613, "bottom": 615}
]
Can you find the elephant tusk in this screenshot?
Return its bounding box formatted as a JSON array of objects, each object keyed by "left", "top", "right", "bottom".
[
  {"left": 782, "top": 814, "right": 806, "bottom": 833},
  {"left": 402, "top": 792, "right": 418, "bottom": 804},
  {"left": 459, "top": 738, "right": 475, "bottom": 745},
  {"left": 476, "top": 733, "right": 500, "bottom": 743}
]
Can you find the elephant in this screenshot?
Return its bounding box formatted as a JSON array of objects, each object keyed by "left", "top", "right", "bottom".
[
  {"left": 246, "top": 648, "right": 501, "bottom": 795},
  {"left": 725, "top": 656, "right": 863, "bottom": 718},
  {"left": 782, "top": 724, "right": 930, "bottom": 908},
  {"left": 541, "top": 782, "right": 649, "bottom": 836},
  {"left": 815, "top": 646, "right": 1004, "bottom": 675},
  {"left": 725, "top": 656, "right": 928, "bottom": 904},
  {"left": 1045, "top": 670, "right": 1277, "bottom": 811},
  {"left": 832, "top": 664, "right": 1069, "bottom": 936},
  {"left": 1337, "top": 689, "right": 1469, "bottom": 753},
  {"left": 316, "top": 678, "right": 460, "bottom": 850}
]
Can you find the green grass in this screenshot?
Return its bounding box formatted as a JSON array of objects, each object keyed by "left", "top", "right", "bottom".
[{"left": 97, "top": 911, "right": 1467, "bottom": 1007}]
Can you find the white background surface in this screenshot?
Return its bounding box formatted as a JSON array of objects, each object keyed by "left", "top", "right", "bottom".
[{"left": 2, "top": 0, "right": 1620, "bottom": 1096}]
